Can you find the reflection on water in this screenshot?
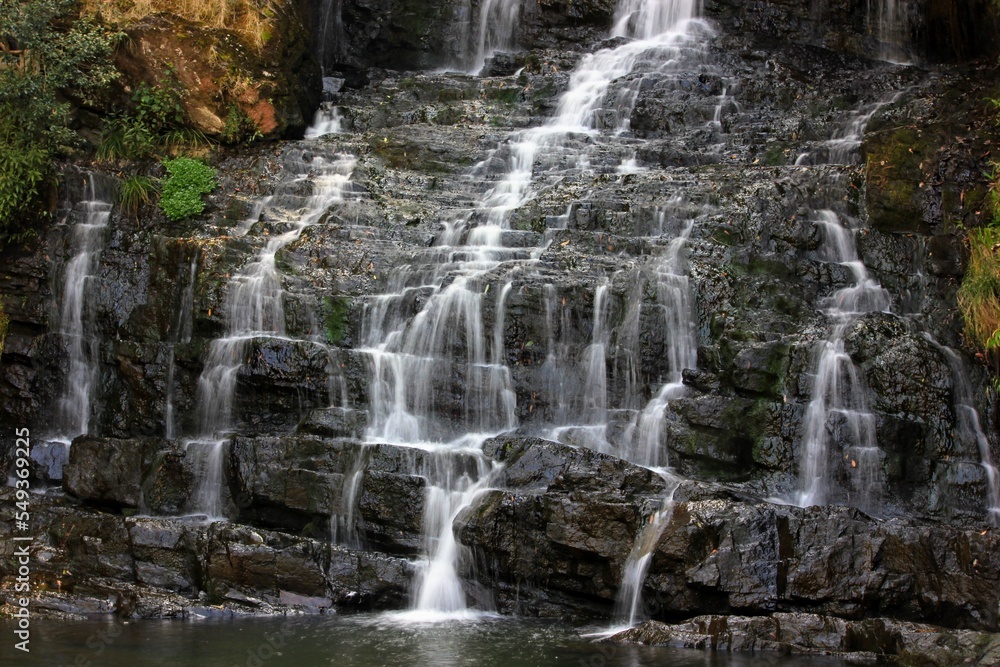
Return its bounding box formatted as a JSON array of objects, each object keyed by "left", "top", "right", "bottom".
[{"left": 3, "top": 615, "right": 852, "bottom": 667}]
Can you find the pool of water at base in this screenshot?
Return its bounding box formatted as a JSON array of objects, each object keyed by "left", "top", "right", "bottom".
[{"left": 2, "top": 614, "right": 853, "bottom": 667}]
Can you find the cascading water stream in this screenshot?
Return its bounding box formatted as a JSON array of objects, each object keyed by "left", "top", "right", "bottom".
[
  {"left": 612, "top": 471, "right": 681, "bottom": 627},
  {"left": 363, "top": 0, "right": 710, "bottom": 619},
  {"left": 54, "top": 173, "right": 114, "bottom": 442},
  {"left": 928, "top": 339, "right": 1000, "bottom": 525},
  {"left": 184, "top": 151, "right": 357, "bottom": 520},
  {"left": 793, "top": 210, "right": 890, "bottom": 514},
  {"left": 605, "top": 217, "right": 697, "bottom": 630},
  {"left": 35, "top": 173, "right": 114, "bottom": 482}
]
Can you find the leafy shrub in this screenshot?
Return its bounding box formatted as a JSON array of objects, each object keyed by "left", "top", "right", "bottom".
[
  {"left": 0, "top": 130, "right": 51, "bottom": 241},
  {"left": 159, "top": 157, "right": 217, "bottom": 221},
  {"left": 97, "top": 114, "right": 158, "bottom": 161},
  {"left": 0, "top": 0, "right": 119, "bottom": 242},
  {"left": 98, "top": 78, "right": 210, "bottom": 161}
]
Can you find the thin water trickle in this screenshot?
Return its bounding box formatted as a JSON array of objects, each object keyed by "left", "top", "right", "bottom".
[
  {"left": 869, "top": 0, "right": 912, "bottom": 64},
  {"left": 930, "top": 339, "right": 1000, "bottom": 525},
  {"left": 614, "top": 470, "right": 681, "bottom": 627},
  {"left": 165, "top": 253, "right": 199, "bottom": 441},
  {"left": 54, "top": 173, "right": 114, "bottom": 441}
]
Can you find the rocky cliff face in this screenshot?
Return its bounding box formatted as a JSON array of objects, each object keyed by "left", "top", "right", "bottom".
[{"left": 1, "top": 0, "right": 999, "bottom": 663}]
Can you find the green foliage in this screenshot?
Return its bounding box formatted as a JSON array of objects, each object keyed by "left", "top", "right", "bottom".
[
  {"left": 132, "top": 80, "right": 185, "bottom": 135},
  {"left": 97, "top": 114, "right": 157, "bottom": 161},
  {"left": 958, "top": 226, "right": 1000, "bottom": 353},
  {"left": 0, "top": 0, "right": 120, "bottom": 241},
  {"left": 221, "top": 104, "right": 262, "bottom": 145},
  {"left": 159, "top": 157, "right": 216, "bottom": 221},
  {"left": 322, "top": 296, "right": 351, "bottom": 345},
  {"left": 0, "top": 123, "right": 51, "bottom": 241},
  {"left": 98, "top": 78, "right": 210, "bottom": 161},
  {"left": 117, "top": 175, "right": 158, "bottom": 217}
]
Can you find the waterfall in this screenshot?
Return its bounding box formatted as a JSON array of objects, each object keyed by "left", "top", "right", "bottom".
[
  {"left": 53, "top": 173, "right": 114, "bottom": 442},
  {"left": 362, "top": 0, "right": 711, "bottom": 619},
  {"left": 332, "top": 457, "right": 366, "bottom": 548},
  {"left": 930, "top": 341, "right": 1000, "bottom": 525},
  {"left": 409, "top": 451, "right": 497, "bottom": 617},
  {"left": 623, "top": 221, "right": 696, "bottom": 469},
  {"left": 613, "top": 471, "right": 681, "bottom": 627},
  {"left": 316, "top": 0, "right": 343, "bottom": 77},
  {"left": 471, "top": 0, "right": 522, "bottom": 73},
  {"left": 185, "top": 151, "right": 357, "bottom": 520},
  {"left": 869, "top": 0, "right": 912, "bottom": 64},
  {"left": 612, "top": 0, "right": 701, "bottom": 40},
  {"left": 794, "top": 211, "right": 890, "bottom": 514}
]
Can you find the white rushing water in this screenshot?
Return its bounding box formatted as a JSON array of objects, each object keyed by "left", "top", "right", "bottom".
[
  {"left": 929, "top": 340, "right": 1000, "bottom": 525},
  {"left": 185, "top": 151, "right": 357, "bottom": 520},
  {"left": 54, "top": 173, "right": 114, "bottom": 442},
  {"left": 305, "top": 105, "right": 345, "bottom": 139},
  {"left": 794, "top": 210, "right": 890, "bottom": 514},
  {"left": 471, "top": 0, "right": 522, "bottom": 73}
]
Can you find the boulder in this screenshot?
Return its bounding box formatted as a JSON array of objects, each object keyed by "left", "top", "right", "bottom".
[{"left": 115, "top": 12, "right": 320, "bottom": 139}]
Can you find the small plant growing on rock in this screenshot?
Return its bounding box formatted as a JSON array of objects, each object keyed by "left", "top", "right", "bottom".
[
  {"left": 98, "top": 79, "right": 209, "bottom": 161},
  {"left": 117, "top": 174, "right": 158, "bottom": 217},
  {"left": 159, "top": 157, "right": 216, "bottom": 221},
  {"left": 221, "top": 104, "right": 262, "bottom": 145}
]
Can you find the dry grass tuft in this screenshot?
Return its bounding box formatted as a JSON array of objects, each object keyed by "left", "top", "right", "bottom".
[{"left": 80, "top": 0, "right": 281, "bottom": 50}]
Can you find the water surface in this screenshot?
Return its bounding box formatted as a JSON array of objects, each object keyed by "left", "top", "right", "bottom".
[{"left": 4, "top": 614, "right": 852, "bottom": 666}]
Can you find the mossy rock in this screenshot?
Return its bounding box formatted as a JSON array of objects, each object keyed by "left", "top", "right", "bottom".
[
  {"left": 322, "top": 295, "right": 352, "bottom": 345},
  {"left": 863, "top": 127, "right": 930, "bottom": 234}
]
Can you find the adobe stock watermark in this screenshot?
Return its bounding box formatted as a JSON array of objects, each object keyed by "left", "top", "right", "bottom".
[
  {"left": 69, "top": 620, "right": 125, "bottom": 667},
  {"left": 11, "top": 427, "right": 33, "bottom": 653},
  {"left": 232, "top": 621, "right": 296, "bottom": 667}
]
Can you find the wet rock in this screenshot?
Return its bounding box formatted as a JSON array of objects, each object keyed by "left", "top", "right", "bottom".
[
  {"left": 611, "top": 613, "right": 1000, "bottom": 665},
  {"left": 63, "top": 436, "right": 166, "bottom": 509},
  {"left": 127, "top": 518, "right": 201, "bottom": 592},
  {"left": 326, "top": 547, "right": 413, "bottom": 609},
  {"left": 644, "top": 501, "right": 1000, "bottom": 630},
  {"left": 298, "top": 406, "right": 369, "bottom": 439},
  {"left": 204, "top": 524, "right": 328, "bottom": 599}
]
